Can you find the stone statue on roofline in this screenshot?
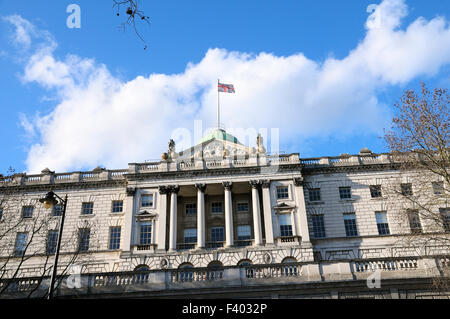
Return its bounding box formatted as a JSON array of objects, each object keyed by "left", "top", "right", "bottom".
[
  {"left": 168, "top": 139, "right": 178, "bottom": 160},
  {"left": 256, "top": 133, "right": 266, "bottom": 154}
]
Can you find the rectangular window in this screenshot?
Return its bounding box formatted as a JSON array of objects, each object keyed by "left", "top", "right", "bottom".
[
  {"left": 439, "top": 208, "right": 450, "bottom": 232},
  {"left": 112, "top": 201, "right": 123, "bottom": 213},
  {"left": 375, "top": 211, "right": 390, "bottom": 235},
  {"left": 184, "top": 228, "right": 197, "bottom": 243},
  {"left": 141, "top": 194, "right": 154, "bottom": 207},
  {"left": 46, "top": 231, "right": 58, "bottom": 255},
  {"left": 309, "top": 188, "right": 321, "bottom": 201},
  {"left": 237, "top": 225, "right": 252, "bottom": 240},
  {"left": 407, "top": 210, "right": 422, "bottom": 234},
  {"left": 81, "top": 202, "right": 94, "bottom": 215},
  {"left": 432, "top": 182, "right": 444, "bottom": 195},
  {"left": 401, "top": 183, "right": 413, "bottom": 196},
  {"left": 339, "top": 187, "right": 352, "bottom": 199},
  {"left": 210, "top": 227, "right": 224, "bottom": 242},
  {"left": 78, "top": 228, "right": 90, "bottom": 252},
  {"left": 344, "top": 213, "right": 358, "bottom": 237},
  {"left": 21, "top": 206, "right": 34, "bottom": 218},
  {"left": 0, "top": 208, "right": 3, "bottom": 221},
  {"left": 211, "top": 202, "right": 223, "bottom": 214},
  {"left": 185, "top": 203, "right": 196, "bottom": 215},
  {"left": 370, "top": 185, "right": 382, "bottom": 198},
  {"left": 276, "top": 186, "right": 289, "bottom": 199},
  {"left": 237, "top": 202, "right": 249, "bottom": 213},
  {"left": 14, "top": 232, "right": 28, "bottom": 256},
  {"left": 279, "top": 214, "right": 293, "bottom": 237},
  {"left": 312, "top": 215, "right": 326, "bottom": 238},
  {"left": 139, "top": 222, "right": 152, "bottom": 245},
  {"left": 109, "top": 226, "right": 121, "bottom": 250},
  {"left": 52, "top": 205, "right": 63, "bottom": 217}
]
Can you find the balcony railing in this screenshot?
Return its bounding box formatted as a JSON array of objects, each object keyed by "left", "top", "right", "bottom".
[{"left": 0, "top": 256, "right": 446, "bottom": 298}]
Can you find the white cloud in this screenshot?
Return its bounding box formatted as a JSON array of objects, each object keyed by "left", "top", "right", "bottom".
[{"left": 4, "top": 0, "right": 450, "bottom": 173}]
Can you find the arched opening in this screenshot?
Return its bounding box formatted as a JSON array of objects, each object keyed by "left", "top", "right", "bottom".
[
  {"left": 281, "top": 257, "right": 298, "bottom": 277},
  {"left": 133, "top": 264, "right": 150, "bottom": 283},
  {"left": 207, "top": 261, "right": 223, "bottom": 280},
  {"left": 178, "top": 262, "right": 194, "bottom": 282}
]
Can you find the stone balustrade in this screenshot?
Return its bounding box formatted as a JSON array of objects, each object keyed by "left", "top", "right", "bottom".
[
  {"left": 0, "top": 256, "right": 445, "bottom": 298},
  {"left": 0, "top": 152, "right": 408, "bottom": 187}
]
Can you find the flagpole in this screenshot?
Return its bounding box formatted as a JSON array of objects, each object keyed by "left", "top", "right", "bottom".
[{"left": 217, "top": 79, "right": 220, "bottom": 129}]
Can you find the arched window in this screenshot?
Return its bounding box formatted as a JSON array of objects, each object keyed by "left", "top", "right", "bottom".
[
  {"left": 238, "top": 259, "right": 254, "bottom": 278},
  {"left": 134, "top": 265, "right": 150, "bottom": 283},
  {"left": 207, "top": 261, "right": 223, "bottom": 280},
  {"left": 281, "top": 257, "right": 298, "bottom": 277},
  {"left": 178, "top": 263, "right": 194, "bottom": 282}
]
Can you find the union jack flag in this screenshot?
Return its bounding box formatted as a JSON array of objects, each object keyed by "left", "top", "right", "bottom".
[{"left": 218, "top": 82, "right": 235, "bottom": 93}]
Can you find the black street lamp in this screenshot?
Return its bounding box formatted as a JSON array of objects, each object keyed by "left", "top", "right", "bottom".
[{"left": 39, "top": 191, "right": 68, "bottom": 299}]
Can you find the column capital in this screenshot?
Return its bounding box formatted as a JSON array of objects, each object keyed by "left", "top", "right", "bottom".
[
  {"left": 168, "top": 185, "right": 180, "bottom": 194},
  {"left": 222, "top": 181, "right": 233, "bottom": 191},
  {"left": 293, "top": 177, "right": 304, "bottom": 186},
  {"left": 158, "top": 186, "right": 170, "bottom": 195},
  {"left": 195, "top": 183, "right": 207, "bottom": 192},
  {"left": 249, "top": 180, "right": 260, "bottom": 189},
  {"left": 261, "top": 180, "right": 271, "bottom": 188},
  {"left": 126, "top": 187, "right": 136, "bottom": 196}
]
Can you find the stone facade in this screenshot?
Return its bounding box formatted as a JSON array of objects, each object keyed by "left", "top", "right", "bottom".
[{"left": 0, "top": 129, "right": 449, "bottom": 298}]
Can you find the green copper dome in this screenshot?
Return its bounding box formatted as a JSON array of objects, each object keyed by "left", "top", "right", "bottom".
[{"left": 198, "top": 129, "right": 242, "bottom": 145}]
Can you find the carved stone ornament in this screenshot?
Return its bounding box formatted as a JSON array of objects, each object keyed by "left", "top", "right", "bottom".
[
  {"left": 160, "top": 258, "right": 169, "bottom": 269},
  {"left": 168, "top": 185, "right": 180, "bottom": 194},
  {"left": 263, "top": 252, "right": 272, "bottom": 264},
  {"left": 126, "top": 187, "right": 136, "bottom": 196},
  {"left": 222, "top": 181, "right": 233, "bottom": 190},
  {"left": 195, "top": 183, "right": 207, "bottom": 192},
  {"left": 256, "top": 133, "right": 266, "bottom": 154},
  {"left": 293, "top": 177, "right": 304, "bottom": 186},
  {"left": 249, "top": 180, "right": 260, "bottom": 189},
  {"left": 158, "top": 186, "right": 170, "bottom": 195},
  {"left": 261, "top": 180, "right": 271, "bottom": 188}
]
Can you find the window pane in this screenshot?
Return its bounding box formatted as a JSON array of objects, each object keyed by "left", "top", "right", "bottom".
[
  {"left": 47, "top": 231, "right": 58, "bottom": 255},
  {"left": 185, "top": 203, "right": 196, "bottom": 215},
  {"left": 309, "top": 189, "right": 321, "bottom": 201},
  {"left": 15, "top": 233, "right": 28, "bottom": 255},
  {"left": 211, "top": 202, "right": 223, "bottom": 214},
  {"left": 211, "top": 227, "right": 224, "bottom": 242},
  {"left": 277, "top": 187, "right": 289, "bottom": 199},
  {"left": 109, "top": 226, "right": 121, "bottom": 250},
  {"left": 237, "top": 202, "right": 249, "bottom": 212},
  {"left": 22, "top": 206, "right": 34, "bottom": 218},
  {"left": 237, "top": 225, "right": 251, "bottom": 240},
  {"left": 408, "top": 210, "right": 422, "bottom": 234},
  {"left": 339, "top": 187, "right": 352, "bottom": 199},
  {"left": 439, "top": 208, "right": 450, "bottom": 232},
  {"left": 82, "top": 202, "right": 94, "bottom": 215},
  {"left": 141, "top": 195, "right": 153, "bottom": 207},
  {"left": 344, "top": 214, "right": 358, "bottom": 237},
  {"left": 184, "top": 228, "right": 197, "bottom": 243},
  {"left": 112, "top": 201, "right": 123, "bottom": 213},
  {"left": 370, "top": 185, "right": 382, "bottom": 198},
  {"left": 139, "top": 222, "right": 152, "bottom": 245},
  {"left": 279, "top": 214, "right": 291, "bottom": 226},
  {"left": 312, "top": 215, "right": 326, "bottom": 238},
  {"left": 53, "top": 205, "right": 63, "bottom": 217},
  {"left": 432, "top": 182, "right": 444, "bottom": 195},
  {"left": 78, "top": 228, "right": 90, "bottom": 252},
  {"left": 375, "top": 212, "right": 390, "bottom": 235}
]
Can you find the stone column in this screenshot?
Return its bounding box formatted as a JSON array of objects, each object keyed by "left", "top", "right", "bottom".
[
  {"left": 195, "top": 183, "right": 207, "bottom": 249},
  {"left": 250, "top": 180, "right": 263, "bottom": 246},
  {"left": 223, "top": 182, "right": 234, "bottom": 247},
  {"left": 293, "top": 177, "right": 310, "bottom": 243},
  {"left": 261, "top": 180, "right": 274, "bottom": 245},
  {"left": 156, "top": 186, "right": 169, "bottom": 251},
  {"left": 168, "top": 185, "right": 180, "bottom": 251},
  {"left": 122, "top": 187, "right": 136, "bottom": 252}
]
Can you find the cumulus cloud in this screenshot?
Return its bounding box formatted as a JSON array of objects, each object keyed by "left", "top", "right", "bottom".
[{"left": 5, "top": 0, "right": 450, "bottom": 173}]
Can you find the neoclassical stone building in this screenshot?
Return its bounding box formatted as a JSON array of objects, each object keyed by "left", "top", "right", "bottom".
[{"left": 0, "top": 128, "right": 449, "bottom": 299}]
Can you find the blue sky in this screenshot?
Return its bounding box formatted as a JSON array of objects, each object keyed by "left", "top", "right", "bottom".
[{"left": 0, "top": 0, "right": 449, "bottom": 174}]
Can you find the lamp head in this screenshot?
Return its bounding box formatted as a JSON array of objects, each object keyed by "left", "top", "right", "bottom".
[{"left": 39, "top": 191, "right": 59, "bottom": 209}]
